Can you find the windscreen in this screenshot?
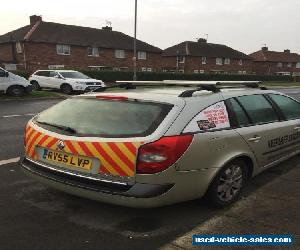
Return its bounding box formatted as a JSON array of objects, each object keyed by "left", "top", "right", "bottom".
[
  {"left": 59, "top": 71, "right": 90, "bottom": 79},
  {"left": 34, "top": 98, "right": 172, "bottom": 138}
]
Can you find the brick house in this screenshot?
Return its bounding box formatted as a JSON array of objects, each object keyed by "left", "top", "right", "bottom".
[
  {"left": 161, "top": 39, "right": 253, "bottom": 74},
  {"left": 249, "top": 47, "right": 300, "bottom": 77},
  {"left": 0, "top": 15, "right": 162, "bottom": 72}
]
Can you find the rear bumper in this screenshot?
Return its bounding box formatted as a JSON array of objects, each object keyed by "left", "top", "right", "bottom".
[{"left": 20, "top": 157, "right": 173, "bottom": 201}]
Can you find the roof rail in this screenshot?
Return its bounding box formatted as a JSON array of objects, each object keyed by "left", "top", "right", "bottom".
[{"left": 92, "top": 80, "right": 265, "bottom": 96}]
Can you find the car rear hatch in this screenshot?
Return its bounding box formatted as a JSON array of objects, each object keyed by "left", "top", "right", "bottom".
[{"left": 24, "top": 94, "right": 185, "bottom": 184}]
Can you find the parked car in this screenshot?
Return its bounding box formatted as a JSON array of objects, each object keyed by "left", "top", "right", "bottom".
[
  {"left": 29, "top": 70, "right": 106, "bottom": 94},
  {"left": 20, "top": 81, "right": 300, "bottom": 208},
  {"left": 0, "top": 67, "right": 32, "bottom": 97}
]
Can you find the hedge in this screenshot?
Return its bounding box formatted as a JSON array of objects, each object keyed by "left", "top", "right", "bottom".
[
  {"left": 81, "top": 71, "right": 293, "bottom": 83},
  {"left": 14, "top": 70, "right": 293, "bottom": 83}
]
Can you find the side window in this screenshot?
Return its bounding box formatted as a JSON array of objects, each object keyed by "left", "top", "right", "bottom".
[
  {"left": 236, "top": 95, "right": 279, "bottom": 125},
  {"left": 269, "top": 94, "right": 300, "bottom": 119},
  {"left": 49, "top": 71, "right": 57, "bottom": 77},
  {"left": 228, "top": 98, "right": 250, "bottom": 127},
  {"left": 183, "top": 101, "right": 230, "bottom": 133},
  {"left": 36, "top": 71, "right": 50, "bottom": 77}
]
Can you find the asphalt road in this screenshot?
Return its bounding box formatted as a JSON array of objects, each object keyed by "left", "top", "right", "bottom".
[
  {"left": 0, "top": 99, "right": 60, "bottom": 160},
  {"left": 0, "top": 88, "right": 299, "bottom": 250}
]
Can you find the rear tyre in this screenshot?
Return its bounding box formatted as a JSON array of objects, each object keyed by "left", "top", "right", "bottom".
[
  {"left": 31, "top": 81, "right": 41, "bottom": 91},
  {"left": 60, "top": 84, "right": 73, "bottom": 95},
  {"left": 7, "top": 86, "right": 26, "bottom": 97},
  {"left": 206, "top": 159, "right": 248, "bottom": 207}
]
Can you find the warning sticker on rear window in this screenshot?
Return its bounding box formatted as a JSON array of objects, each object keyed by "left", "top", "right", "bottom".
[{"left": 183, "top": 101, "right": 230, "bottom": 133}]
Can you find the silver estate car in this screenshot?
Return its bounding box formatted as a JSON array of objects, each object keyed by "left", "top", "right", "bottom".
[{"left": 20, "top": 81, "right": 300, "bottom": 207}]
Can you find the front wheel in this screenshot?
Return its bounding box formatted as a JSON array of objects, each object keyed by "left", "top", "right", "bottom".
[
  {"left": 60, "top": 84, "right": 73, "bottom": 95},
  {"left": 7, "top": 86, "right": 26, "bottom": 97},
  {"left": 206, "top": 159, "right": 248, "bottom": 207}
]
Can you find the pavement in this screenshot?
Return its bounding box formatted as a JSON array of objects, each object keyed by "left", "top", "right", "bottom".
[{"left": 0, "top": 88, "right": 299, "bottom": 250}]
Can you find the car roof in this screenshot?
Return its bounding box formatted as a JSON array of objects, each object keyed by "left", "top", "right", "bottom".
[{"left": 35, "top": 70, "right": 77, "bottom": 72}]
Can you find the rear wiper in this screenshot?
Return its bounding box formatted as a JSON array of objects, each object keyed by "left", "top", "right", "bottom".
[{"left": 37, "top": 121, "right": 77, "bottom": 134}]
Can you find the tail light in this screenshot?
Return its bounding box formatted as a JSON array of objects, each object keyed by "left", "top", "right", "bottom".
[{"left": 137, "top": 135, "right": 194, "bottom": 174}]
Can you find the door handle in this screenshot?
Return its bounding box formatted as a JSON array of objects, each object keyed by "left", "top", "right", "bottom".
[
  {"left": 248, "top": 136, "right": 261, "bottom": 142},
  {"left": 294, "top": 127, "right": 300, "bottom": 131}
]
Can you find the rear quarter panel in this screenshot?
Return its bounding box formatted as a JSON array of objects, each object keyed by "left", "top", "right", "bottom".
[{"left": 175, "top": 129, "right": 258, "bottom": 172}]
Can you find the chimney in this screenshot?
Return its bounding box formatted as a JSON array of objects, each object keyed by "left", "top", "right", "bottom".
[
  {"left": 284, "top": 49, "right": 290, "bottom": 53},
  {"left": 261, "top": 46, "right": 268, "bottom": 51},
  {"left": 197, "top": 38, "right": 207, "bottom": 43},
  {"left": 30, "top": 15, "right": 42, "bottom": 25},
  {"left": 102, "top": 26, "right": 112, "bottom": 31}
]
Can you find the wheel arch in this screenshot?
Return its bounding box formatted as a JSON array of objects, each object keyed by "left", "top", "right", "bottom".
[
  {"left": 7, "top": 84, "right": 26, "bottom": 92},
  {"left": 207, "top": 153, "right": 256, "bottom": 191},
  {"left": 60, "top": 82, "right": 72, "bottom": 88}
]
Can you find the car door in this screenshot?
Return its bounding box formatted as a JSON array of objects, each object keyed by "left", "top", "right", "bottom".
[
  {"left": 35, "top": 71, "right": 51, "bottom": 88},
  {"left": 267, "top": 93, "right": 300, "bottom": 153},
  {"left": 0, "top": 68, "right": 9, "bottom": 91},
  {"left": 227, "top": 94, "right": 292, "bottom": 168},
  {"left": 48, "top": 71, "right": 64, "bottom": 89}
]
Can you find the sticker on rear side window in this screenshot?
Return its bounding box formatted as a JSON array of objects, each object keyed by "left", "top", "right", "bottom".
[{"left": 183, "top": 101, "right": 230, "bottom": 133}]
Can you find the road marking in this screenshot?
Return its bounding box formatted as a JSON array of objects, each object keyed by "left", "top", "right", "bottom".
[
  {"left": 1, "top": 113, "right": 36, "bottom": 118},
  {"left": 0, "top": 157, "right": 20, "bottom": 166}
]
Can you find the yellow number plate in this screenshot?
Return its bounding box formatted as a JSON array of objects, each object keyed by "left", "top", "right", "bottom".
[{"left": 41, "top": 149, "right": 92, "bottom": 170}]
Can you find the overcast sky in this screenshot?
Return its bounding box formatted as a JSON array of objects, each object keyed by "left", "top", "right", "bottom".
[{"left": 1, "top": 0, "right": 299, "bottom": 54}]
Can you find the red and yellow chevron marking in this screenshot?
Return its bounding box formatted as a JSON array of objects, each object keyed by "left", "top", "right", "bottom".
[{"left": 24, "top": 125, "right": 142, "bottom": 177}]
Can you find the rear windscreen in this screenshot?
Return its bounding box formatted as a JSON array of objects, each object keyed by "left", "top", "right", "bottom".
[{"left": 34, "top": 98, "right": 173, "bottom": 138}]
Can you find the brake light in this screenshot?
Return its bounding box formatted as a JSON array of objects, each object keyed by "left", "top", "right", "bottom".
[
  {"left": 137, "top": 135, "right": 194, "bottom": 174},
  {"left": 96, "top": 95, "right": 128, "bottom": 101}
]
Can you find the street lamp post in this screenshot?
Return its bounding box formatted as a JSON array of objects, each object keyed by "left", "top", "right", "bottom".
[{"left": 133, "top": 0, "right": 137, "bottom": 81}]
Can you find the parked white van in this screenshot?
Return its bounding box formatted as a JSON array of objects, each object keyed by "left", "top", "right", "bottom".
[
  {"left": 29, "top": 70, "right": 105, "bottom": 94},
  {"left": 0, "top": 67, "right": 32, "bottom": 97}
]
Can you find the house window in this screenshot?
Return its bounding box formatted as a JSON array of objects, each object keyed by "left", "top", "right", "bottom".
[
  {"left": 238, "top": 59, "right": 243, "bottom": 66},
  {"left": 287, "top": 63, "right": 292, "bottom": 68},
  {"left": 57, "top": 44, "right": 70, "bottom": 55},
  {"left": 216, "top": 58, "right": 223, "bottom": 65},
  {"left": 16, "top": 42, "right": 22, "bottom": 53},
  {"left": 178, "top": 69, "right": 185, "bottom": 73},
  {"left": 199, "top": 70, "right": 205, "bottom": 74},
  {"left": 138, "top": 51, "right": 147, "bottom": 60},
  {"left": 141, "top": 67, "right": 147, "bottom": 72},
  {"left": 277, "top": 62, "right": 283, "bottom": 68},
  {"left": 178, "top": 56, "right": 185, "bottom": 64},
  {"left": 296, "top": 62, "right": 300, "bottom": 68},
  {"left": 194, "top": 70, "right": 199, "bottom": 74},
  {"left": 224, "top": 58, "right": 230, "bottom": 65},
  {"left": 201, "top": 57, "right": 207, "bottom": 64},
  {"left": 147, "top": 68, "right": 152, "bottom": 72},
  {"left": 115, "top": 50, "right": 125, "bottom": 59},
  {"left": 87, "top": 47, "right": 99, "bottom": 57}
]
